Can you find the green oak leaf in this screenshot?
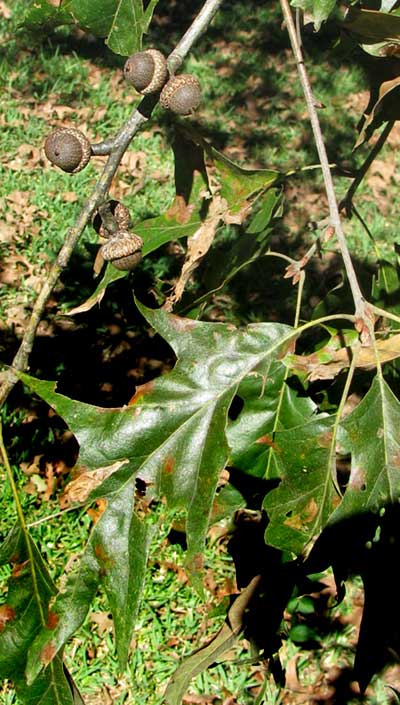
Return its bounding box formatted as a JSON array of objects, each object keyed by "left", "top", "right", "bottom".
[
  {"left": 0, "top": 527, "right": 76, "bottom": 704},
  {"left": 21, "top": 0, "right": 74, "bottom": 31},
  {"left": 263, "top": 413, "right": 337, "bottom": 556},
  {"left": 290, "top": 0, "right": 337, "bottom": 31},
  {"left": 26, "top": 506, "right": 154, "bottom": 682},
  {"left": 228, "top": 359, "right": 317, "bottom": 479},
  {"left": 69, "top": 134, "right": 282, "bottom": 316},
  {"left": 19, "top": 305, "right": 294, "bottom": 678},
  {"left": 330, "top": 376, "right": 400, "bottom": 524},
  {"left": 342, "top": 7, "right": 400, "bottom": 44},
  {"left": 22, "top": 0, "right": 160, "bottom": 55}
]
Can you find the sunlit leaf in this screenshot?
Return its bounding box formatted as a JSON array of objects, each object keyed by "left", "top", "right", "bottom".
[
  {"left": 290, "top": 0, "right": 337, "bottom": 31},
  {"left": 330, "top": 376, "right": 400, "bottom": 523},
  {"left": 228, "top": 360, "right": 317, "bottom": 479},
  {"left": 22, "top": 0, "right": 160, "bottom": 55},
  {"left": 0, "top": 527, "right": 75, "bottom": 704},
  {"left": 19, "top": 306, "right": 294, "bottom": 675},
  {"left": 21, "top": 0, "right": 74, "bottom": 31}
]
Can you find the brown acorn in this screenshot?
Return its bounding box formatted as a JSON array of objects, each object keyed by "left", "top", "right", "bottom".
[
  {"left": 124, "top": 49, "right": 168, "bottom": 95},
  {"left": 160, "top": 74, "right": 201, "bottom": 115},
  {"left": 92, "top": 201, "right": 131, "bottom": 239},
  {"left": 100, "top": 230, "right": 143, "bottom": 270},
  {"left": 44, "top": 127, "right": 91, "bottom": 173}
]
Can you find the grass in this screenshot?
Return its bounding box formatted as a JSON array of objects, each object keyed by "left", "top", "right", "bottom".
[{"left": 1, "top": 0, "right": 400, "bottom": 703}]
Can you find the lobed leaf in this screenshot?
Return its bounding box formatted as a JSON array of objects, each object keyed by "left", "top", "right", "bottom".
[
  {"left": 69, "top": 134, "right": 282, "bottom": 316},
  {"left": 263, "top": 414, "right": 337, "bottom": 556},
  {"left": 26, "top": 505, "right": 154, "bottom": 681},
  {"left": 330, "top": 376, "right": 400, "bottom": 524},
  {"left": 290, "top": 0, "right": 337, "bottom": 31},
  {"left": 21, "top": 0, "right": 160, "bottom": 55},
  {"left": 0, "top": 527, "right": 76, "bottom": 704},
  {"left": 19, "top": 305, "right": 294, "bottom": 677},
  {"left": 228, "top": 359, "right": 317, "bottom": 480}
]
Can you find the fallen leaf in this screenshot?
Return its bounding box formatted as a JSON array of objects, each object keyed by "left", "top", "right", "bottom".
[{"left": 90, "top": 611, "right": 114, "bottom": 636}]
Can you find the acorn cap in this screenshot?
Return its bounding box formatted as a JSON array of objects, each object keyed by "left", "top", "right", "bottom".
[
  {"left": 160, "top": 74, "right": 201, "bottom": 116},
  {"left": 92, "top": 201, "right": 131, "bottom": 239},
  {"left": 124, "top": 49, "right": 168, "bottom": 95},
  {"left": 100, "top": 230, "right": 143, "bottom": 270},
  {"left": 44, "top": 127, "right": 91, "bottom": 173}
]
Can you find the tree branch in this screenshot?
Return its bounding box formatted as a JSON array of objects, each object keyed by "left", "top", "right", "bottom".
[
  {"left": 279, "top": 0, "right": 371, "bottom": 328},
  {"left": 0, "top": 0, "right": 223, "bottom": 408}
]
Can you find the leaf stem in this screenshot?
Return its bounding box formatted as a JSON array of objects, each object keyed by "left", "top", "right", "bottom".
[
  {"left": 279, "top": 0, "right": 367, "bottom": 321},
  {"left": 0, "top": 0, "right": 224, "bottom": 409}
]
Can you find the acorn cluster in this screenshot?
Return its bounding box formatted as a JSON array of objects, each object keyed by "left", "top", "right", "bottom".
[
  {"left": 124, "top": 48, "right": 201, "bottom": 116},
  {"left": 43, "top": 47, "right": 202, "bottom": 272}
]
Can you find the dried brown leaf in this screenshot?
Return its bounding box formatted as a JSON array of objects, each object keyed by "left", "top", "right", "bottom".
[{"left": 164, "top": 195, "right": 227, "bottom": 309}]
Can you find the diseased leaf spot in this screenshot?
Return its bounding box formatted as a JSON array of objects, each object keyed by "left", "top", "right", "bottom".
[
  {"left": 255, "top": 434, "right": 281, "bottom": 452},
  {"left": 317, "top": 430, "right": 333, "bottom": 448},
  {"left": 192, "top": 553, "right": 203, "bottom": 572},
  {"left": 165, "top": 194, "right": 194, "bottom": 224},
  {"left": 12, "top": 559, "right": 30, "bottom": 579},
  {"left": 349, "top": 466, "right": 367, "bottom": 491},
  {"left": 163, "top": 456, "right": 176, "bottom": 474},
  {"left": 40, "top": 641, "right": 57, "bottom": 666},
  {"left": 46, "top": 611, "right": 59, "bottom": 629},
  {"left": 94, "top": 544, "right": 115, "bottom": 569},
  {"left": 284, "top": 498, "right": 318, "bottom": 530},
  {"left": 129, "top": 380, "right": 155, "bottom": 405},
  {"left": 0, "top": 604, "right": 17, "bottom": 631}
]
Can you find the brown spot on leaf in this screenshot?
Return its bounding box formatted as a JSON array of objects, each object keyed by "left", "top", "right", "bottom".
[
  {"left": 46, "top": 611, "right": 59, "bottom": 629},
  {"left": 318, "top": 430, "right": 333, "bottom": 448},
  {"left": 255, "top": 434, "right": 281, "bottom": 452},
  {"left": 12, "top": 559, "right": 30, "bottom": 579},
  {"left": 349, "top": 466, "right": 367, "bottom": 491},
  {"left": 393, "top": 452, "right": 400, "bottom": 468},
  {"left": 163, "top": 456, "right": 176, "bottom": 474},
  {"left": 129, "top": 380, "right": 155, "bottom": 405},
  {"left": 284, "top": 498, "right": 318, "bottom": 530},
  {"left": 169, "top": 314, "right": 197, "bottom": 332},
  {"left": 0, "top": 604, "right": 17, "bottom": 631},
  {"left": 94, "top": 544, "right": 114, "bottom": 569},
  {"left": 41, "top": 641, "right": 57, "bottom": 666},
  {"left": 165, "top": 194, "right": 194, "bottom": 224}
]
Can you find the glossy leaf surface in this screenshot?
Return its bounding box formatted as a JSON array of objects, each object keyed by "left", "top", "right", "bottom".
[
  {"left": 263, "top": 414, "right": 337, "bottom": 556},
  {"left": 330, "top": 376, "right": 400, "bottom": 523},
  {"left": 228, "top": 360, "right": 317, "bottom": 479},
  {"left": 19, "top": 305, "right": 293, "bottom": 678},
  {"left": 0, "top": 527, "right": 75, "bottom": 704}
]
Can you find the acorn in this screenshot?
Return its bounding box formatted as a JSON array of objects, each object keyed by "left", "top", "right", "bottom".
[
  {"left": 124, "top": 49, "right": 168, "bottom": 95},
  {"left": 44, "top": 127, "right": 91, "bottom": 173},
  {"left": 100, "top": 230, "right": 143, "bottom": 270},
  {"left": 160, "top": 74, "right": 201, "bottom": 116},
  {"left": 92, "top": 201, "right": 131, "bottom": 239}
]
